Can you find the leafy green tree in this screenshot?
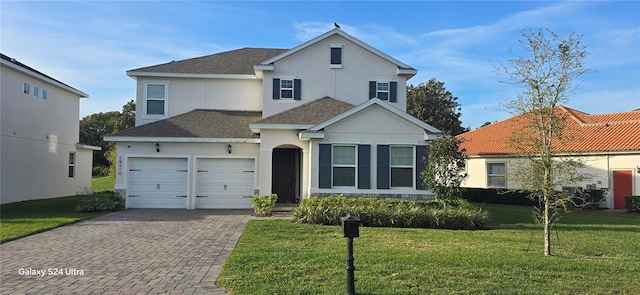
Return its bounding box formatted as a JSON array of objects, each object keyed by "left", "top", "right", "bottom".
[
  {"left": 494, "top": 28, "right": 591, "bottom": 256},
  {"left": 421, "top": 137, "right": 468, "bottom": 201},
  {"left": 407, "top": 78, "right": 468, "bottom": 136},
  {"left": 79, "top": 100, "right": 135, "bottom": 176}
]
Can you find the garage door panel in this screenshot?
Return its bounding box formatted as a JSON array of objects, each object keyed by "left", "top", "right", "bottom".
[
  {"left": 128, "top": 158, "right": 188, "bottom": 209},
  {"left": 196, "top": 159, "right": 254, "bottom": 209}
]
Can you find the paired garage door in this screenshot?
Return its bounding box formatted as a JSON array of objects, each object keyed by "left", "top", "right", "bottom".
[
  {"left": 127, "top": 157, "right": 254, "bottom": 209},
  {"left": 196, "top": 159, "right": 254, "bottom": 209},
  {"left": 128, "top": 158, "right": 188, "bottom": 209}
]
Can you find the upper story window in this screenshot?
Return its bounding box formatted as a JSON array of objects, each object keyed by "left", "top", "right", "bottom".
[
  {"left": 23, "top": 83, "right": 30, "bottom": 94},
  {"left": 145, "top": 83, "right": 167, "bottom": 116},
  {"left": 281, "top": 79, "right": 294, "bottom": 99},
  {"left": 369, "top": 81, "right": 397, "bottom": 102},
  {"left": 330, "top": 44, "right": 342, "bottom": 68},
  {"left": 33, "top": 86, "right": 39, "bottom": 98},
  {"left": 42, "top": 89, "right": 48, "bottom": 100},
  {"left": 390, "top": 146, "right": 413, "bottom": 187},
  {"left": 376, "top": 82, "right": 389, "bottom": 100},
  {"left": 272, "top": 78, "right": 301, "bottom": 100},
  {"left": 487, "top": 162, "right": 506, "bottom": 188}
]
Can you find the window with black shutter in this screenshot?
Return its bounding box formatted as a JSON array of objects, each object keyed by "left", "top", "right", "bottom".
[{"left": 369, "top": 81, "right": 397, "bottom": 102}]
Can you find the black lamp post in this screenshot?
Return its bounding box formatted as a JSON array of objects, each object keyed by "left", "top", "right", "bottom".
[{"left": 341, "top": 215, "right": 360, "bottom": 295}]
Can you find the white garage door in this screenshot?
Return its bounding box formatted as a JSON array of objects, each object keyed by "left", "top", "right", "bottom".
[
  {"left": 128, "top": 158, "right": 188, "bottom": 209},
  {"left": 196, "top": 159, "right": 254, "bottom": 209}
]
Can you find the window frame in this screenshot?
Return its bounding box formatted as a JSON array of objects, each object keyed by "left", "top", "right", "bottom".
[
  {"left": 68, "top": 152, "right": 76, "bottom": 178},
  {"left": 23, "top": 83, "right": 30, "bottom": 94},
  {"left": 280, "top": 79, "right": 294, "bottom": 100},
  {"left": 390, "top": 145, "right": 414, "bottom": 188},
  {"left": 332, "top": 145, "right": 357, "bottom": 187},
  {"left": 42, "top": 89, "right": 48, "bottom": 100},
  {"left": 487, "top": 162, "right": 506, "bottom": 188},
  {"left": 376, "top": 81, "right": 390, "bottom": 101},
  {"left": 330, "top": 44, "right": 342, "bottom": 68},
  {"left": 144, "top": 82, "right": 168, "bottom": 117}
]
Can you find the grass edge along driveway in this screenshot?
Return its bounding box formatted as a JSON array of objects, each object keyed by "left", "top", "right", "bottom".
[
  {"left": 217, "top": 204, "right": 640, "bottom": 295},
  {"left": 0, "top": 196, "right": 106, "bottom": 243}
]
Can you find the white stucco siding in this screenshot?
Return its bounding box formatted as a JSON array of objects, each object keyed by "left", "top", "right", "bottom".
[
  {"left": 135, "top": 77, "right": 262, "bottom": 126},
  {"left": 262, "top": 35, "right": 408, "bottom": 118},
  {"left": 308, "top": 105, "right": 429, "bottom": 197},
  {"left": 1, "top": 65, "right": 91, "bottom": 204},
  {"left": 113, "top": 141, "right": 261, "bottom": 209},
  {"left": 324, "top": 105, "right": 424, "bottom": 142},
  {"left": 463, "top": 154, "right": 640, "bottom": 208},
  {"left": 256, "top": 129, "right": 311, "bottom": 199}
]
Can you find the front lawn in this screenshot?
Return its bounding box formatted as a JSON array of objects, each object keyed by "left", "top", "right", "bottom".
[
  {"left": 92, "top": 176, "right": 115, "bottom": 192},
  {"left": 217, "top": 204, "right": 640, "bottom": 294},
  {"left": 0, "top": 196, "right": 106, "bottom": 243}
]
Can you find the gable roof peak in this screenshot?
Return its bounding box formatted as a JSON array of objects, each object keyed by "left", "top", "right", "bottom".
[{"left": 257, "top": 28, "right": 416, "bottom": 74}]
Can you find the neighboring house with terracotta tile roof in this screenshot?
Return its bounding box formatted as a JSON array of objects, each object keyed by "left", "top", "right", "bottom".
[
  {"left": 105, "top": 29, "right": 442, "bottom": 209},
  {"left": 458, "top": 106, "right": 640, "bottom": 209},
  {"left": 1, "top": 53, "right": 100, "bottom": 204}
]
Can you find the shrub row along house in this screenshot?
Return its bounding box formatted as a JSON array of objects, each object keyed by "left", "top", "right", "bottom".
[
  {"left": 1, "top": 53, "right": 99, "bottom": 204},
  {"left": 458, "top": 105, "right": 640, "bottom": 209},
  {"left": 105, "top": 29, "right": 442, "bottom": 209}
]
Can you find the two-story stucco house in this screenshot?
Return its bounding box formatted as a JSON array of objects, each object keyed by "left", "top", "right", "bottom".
[
  {"left": 1, "top": 53, "right": 100, "bottom": 204},
  {"left": 105, "top": 29, "right": 442, "bottom": 209},
  {"left": 458, "top": 106, "right": 640, "bottom": 209}
]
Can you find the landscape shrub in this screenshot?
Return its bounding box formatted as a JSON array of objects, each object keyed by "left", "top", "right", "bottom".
[
  {"left": 462, "top": 188, "right": 536, "bottom": 206},
  {"left": 75, "top": 191, "right": 124, "bottom": 212},
  {"left": 292, "top": 195, "right": 489, "bottom": 230},
  {"left": 92, "top": 165, "right": 109, "bottom": 177},
  {"left": 252, "top": 194, "right": 278, "bottom": 216},
  {"left": 624, "top": 196, "right": 640, "bottom": 213},
  {"left": 569, "top": 189, "right": 605, "bottom": 209}
]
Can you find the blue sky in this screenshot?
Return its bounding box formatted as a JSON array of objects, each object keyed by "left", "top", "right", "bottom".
[{"left": 2, "top": 1, "right": 638, "bottom": 129}]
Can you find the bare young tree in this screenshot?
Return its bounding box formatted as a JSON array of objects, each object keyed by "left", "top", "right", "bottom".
[{"left": 494, "top": 28, "right": 591, "bottom": 256}]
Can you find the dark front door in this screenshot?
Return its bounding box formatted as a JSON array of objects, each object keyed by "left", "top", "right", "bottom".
[
  {"left": 613, "top": 170, "right": 633, "bottom": 209},
  {"left": 272, "top": 149, "right": 299, "bottom": 203}
]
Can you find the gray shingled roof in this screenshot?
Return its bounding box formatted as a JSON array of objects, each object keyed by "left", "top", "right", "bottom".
[
  {"left": 110, "top": 109, "right": 262, "bottom": 138},
  {"left": 252, "top": 97, "right": 355, "bottom": 126},
  {"left": 128, "top": 48, "right": 288, "bottom": 75}
]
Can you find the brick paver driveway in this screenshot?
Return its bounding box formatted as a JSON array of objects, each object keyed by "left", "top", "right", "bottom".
[{"left": 0, "top": 209, "right": 252, "bottom": 295}]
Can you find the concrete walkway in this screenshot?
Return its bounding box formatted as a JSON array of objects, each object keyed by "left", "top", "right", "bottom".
[{"left": 0, "top": 209, "right": 252, "bottom": 295}]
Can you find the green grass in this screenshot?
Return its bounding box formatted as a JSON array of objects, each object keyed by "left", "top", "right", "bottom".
[
  {"left": 0, "top": 196, "right": 106, "bottom": 243},
  {"left": 92, "top": 176, "right": 115, "bottom": 192},
  {"left": 218, "top": 204, "right": 640, "bottom": 294}
]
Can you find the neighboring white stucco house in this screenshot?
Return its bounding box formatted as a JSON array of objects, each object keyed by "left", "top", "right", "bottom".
[
  {"left": 105, "top": 29, "right": 442, "bottom": 209},
  {"left": 1, "top": 53, "right": 100, "bottom": 204},
  {"left": 458, "top": 106, "right": 640, "bottom": 209}
]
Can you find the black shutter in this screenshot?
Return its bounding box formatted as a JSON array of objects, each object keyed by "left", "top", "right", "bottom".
[
  {"left": 377, "top": 145, "right": 390, "bottom": 189},
  {"left": 358, "top": 145, "right": 370, "bottom": 189},
  {"left": 294, "top": 79, "right": 301, "bottom": 100},
  {"left": 273, "top": 78, "right": 280, "bottom": 99},
  {"left": 369, "top": 81, "right": 376, "bottom": 99},
  {"left": 389, "top": 81, "right": 397, "bottom": 102},
  {"left": 331, "top": 47, "right": 342, "bottom": 65},
  {"left": 416, "top": 145, "right": 428, "bottom": 190},
  {"left": 319, "top": 144, "right": 332, "bottom": 188}
]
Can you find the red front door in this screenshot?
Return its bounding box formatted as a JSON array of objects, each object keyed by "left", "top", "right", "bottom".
[{"left": 613, "top": 170, "right": 633, "bottom": 209}]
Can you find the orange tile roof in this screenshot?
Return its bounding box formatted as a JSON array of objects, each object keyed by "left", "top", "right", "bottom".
[{"left": 458, "top": 106, "right": 640, "bottom": 156}]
